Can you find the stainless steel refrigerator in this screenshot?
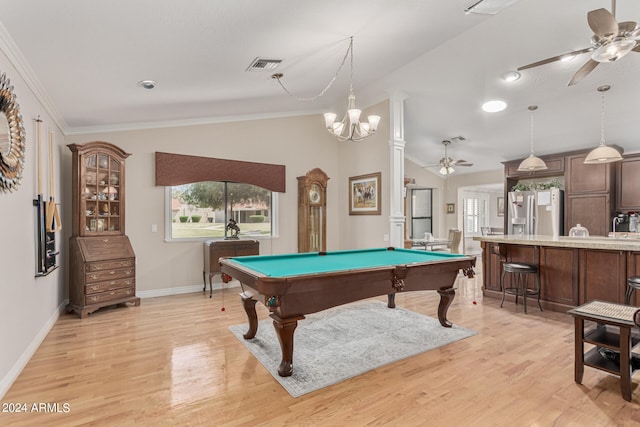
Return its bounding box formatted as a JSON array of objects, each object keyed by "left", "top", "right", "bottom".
[{"left": 507, "top": 188, "right": 563, "bottom": 237}]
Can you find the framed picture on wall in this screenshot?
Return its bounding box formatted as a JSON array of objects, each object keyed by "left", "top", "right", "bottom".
[
  {"left": 349, "top": 172, "right": 381, "bottom": 215},
  {"left": 497, "top": 196, "right": 505, "bottom": 217},
  {"left": 446, "top": 203, "right": 455, "bottom": 214}
]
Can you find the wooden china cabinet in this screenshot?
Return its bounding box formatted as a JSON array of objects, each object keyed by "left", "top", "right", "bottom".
[{"left": 66, "top": 141, "right": 139, "bottom": 318}]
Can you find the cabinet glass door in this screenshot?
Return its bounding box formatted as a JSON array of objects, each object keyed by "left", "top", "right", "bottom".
[{"left": 81, "top": 152, "right": 122, "bottom": 235}]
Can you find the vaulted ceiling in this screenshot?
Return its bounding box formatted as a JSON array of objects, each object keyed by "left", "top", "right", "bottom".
[{"left": 1, "top": 0, "right": 639, "bottom": 174}]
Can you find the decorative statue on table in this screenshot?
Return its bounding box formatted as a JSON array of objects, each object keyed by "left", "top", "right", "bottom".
[{"left": 225, "top": 218, "right": 240, "bottom": 240}]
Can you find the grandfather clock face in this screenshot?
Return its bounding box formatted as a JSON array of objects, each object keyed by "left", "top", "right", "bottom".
[{"left": 309, "top": 183, "right": 322, "bottom": 205}]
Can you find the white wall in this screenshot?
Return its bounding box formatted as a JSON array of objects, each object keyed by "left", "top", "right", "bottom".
[
  {"left": 0, "top": 50, "right": 66, "bottom": 398},
  {"left": 64, "top": 100, "right": 391, "bottom": 295}
]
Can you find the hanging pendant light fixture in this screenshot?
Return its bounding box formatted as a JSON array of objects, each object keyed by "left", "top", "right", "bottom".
[
  {"left": 518, "top": 105, "right": 548, "bottom": 171},
  {"left": 584, "top": 85, "right": 623, "bottom": 164},
  {"left": 323, "top": 37, "right": 380, "bottom": 142}
]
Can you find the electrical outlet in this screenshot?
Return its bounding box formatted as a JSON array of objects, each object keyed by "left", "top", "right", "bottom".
[
  {"left": 151, "top": 224, "right": 158, "bottom": 233},
  {"left": 383, "top": 234, "right": 389, "bottom": 241}
]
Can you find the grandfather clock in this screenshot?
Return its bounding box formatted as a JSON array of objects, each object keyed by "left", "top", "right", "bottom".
[{"left": 298, "top": 168, "right": 329, "bottom": 252}]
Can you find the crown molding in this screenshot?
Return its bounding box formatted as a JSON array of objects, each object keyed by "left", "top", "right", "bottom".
[
  {"left": 0, "top": 21, "right": 67, "bottom": 133},
  {"left": 64, "top": 109, "right": 325, "bottom": 136}
]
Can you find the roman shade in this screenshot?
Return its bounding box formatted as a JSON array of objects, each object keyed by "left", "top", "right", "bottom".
[{"left": 155, "top": 152, "right": 286, "bottom": 193}]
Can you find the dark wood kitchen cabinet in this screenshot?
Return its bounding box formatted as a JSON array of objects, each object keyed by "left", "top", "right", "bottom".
[
  {"left": 616, "top": 154, "right": 640, "bottom": 212},
  {"left": 565, "top": 153, "right": 615, "bottom": 236}
]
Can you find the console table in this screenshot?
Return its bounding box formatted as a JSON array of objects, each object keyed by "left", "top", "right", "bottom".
[
  {"left": 203, "top": 239, "right": 259, "bottom": 297},
  {"left": 568, "top": 301, "right": 640, "bottom": 401}
]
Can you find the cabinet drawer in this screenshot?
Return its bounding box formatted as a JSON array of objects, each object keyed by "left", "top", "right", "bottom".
[
  {"left": 85, "top": 286, "right": 135, "bottom": 305},
  {"left": 85, "top": 277, "right": 135, "bottom": 294},
  {"left": 85, "top": 266, "right": 135, "bottom": 283},
  {"left": 86, "top": 258, "right": 134, "bottom": 271}
]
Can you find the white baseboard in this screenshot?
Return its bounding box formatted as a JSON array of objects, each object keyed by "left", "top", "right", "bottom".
[
  {"left": 0, "top": 299, "right": 68, "bottom": 400},
  {"left": 137, "top": 280, "right": 240, "bottom": 299}
]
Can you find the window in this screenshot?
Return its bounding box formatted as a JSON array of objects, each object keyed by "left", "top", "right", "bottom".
[
  {"left": 463, "top": 194, "right": 488, "bottom": 236},
  {"left": 166, "top": 182, "right": 277, "bottom": 240},
  {"left": 410, "top": 188, "right": 433, "bottom": 239}
]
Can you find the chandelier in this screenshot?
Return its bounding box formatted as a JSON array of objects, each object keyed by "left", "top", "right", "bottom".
[
  {"left": 323, "top": 37, "right": 380, "bottom": 142},
  {"left": 271, "top": 36, "right": 380, "bottom": 142}
]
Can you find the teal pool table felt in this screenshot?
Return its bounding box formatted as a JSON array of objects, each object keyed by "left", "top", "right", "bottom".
[{"left": 228, "top": 247, "right": 466, "bottom": 277}]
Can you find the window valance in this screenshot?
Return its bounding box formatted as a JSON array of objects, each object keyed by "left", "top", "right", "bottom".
[{"left": 155, "top": 152, "right": 286, "bottom": 193}]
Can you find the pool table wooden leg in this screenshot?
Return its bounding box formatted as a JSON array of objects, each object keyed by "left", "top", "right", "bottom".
[
  {"left": 271, "top": 313, "right": 305, "bottom": 377},
  {"left": 241, "top": 292, "right": 259, "bottom": 339},
  {"left": 436, "top": 287, "right": 455, "bottom": 328},
  {"left": 387, "top": 293, "right": 396, "bottom": 308}
]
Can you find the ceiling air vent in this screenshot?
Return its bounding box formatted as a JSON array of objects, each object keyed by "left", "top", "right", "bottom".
[{"left": 246, "top": 58, "right": 283, "bottom": 72}]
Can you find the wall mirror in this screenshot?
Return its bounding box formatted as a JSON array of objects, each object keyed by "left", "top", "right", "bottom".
[{"left": 0, "top": 71, "right": 26, "bottom": 193}]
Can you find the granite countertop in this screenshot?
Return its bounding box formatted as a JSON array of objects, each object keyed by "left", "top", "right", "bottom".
[{"left": 473, "top": 234, "right": 640, "bottom": 251}]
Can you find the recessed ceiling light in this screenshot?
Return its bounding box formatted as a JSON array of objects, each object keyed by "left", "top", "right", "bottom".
[
  {"left": 482, "top": 100, "right": 507, "bottom": 113},
  {"left": 502, "top": 71, "right": 521, "bottom": 82},
  {"left": 137, "top": 80, "right": 156, "bottom": 90}
]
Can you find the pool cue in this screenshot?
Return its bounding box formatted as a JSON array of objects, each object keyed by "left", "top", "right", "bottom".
[{"left": 45, "top": 129, "right": 62, "bottom": 232}]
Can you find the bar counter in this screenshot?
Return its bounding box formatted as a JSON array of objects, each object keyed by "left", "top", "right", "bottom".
[{"left": 473, "top": 234, "right": 640, "bottom": 312}]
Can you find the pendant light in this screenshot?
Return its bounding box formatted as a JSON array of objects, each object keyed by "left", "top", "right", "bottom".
[
  {"left": 517, "top": 105, "right": 548, "bottom": 171},
  {"left": 584, "top": 85, "right": 623, "bottom": 164}
]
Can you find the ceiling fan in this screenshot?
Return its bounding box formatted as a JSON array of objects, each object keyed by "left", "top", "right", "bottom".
[
  {"left": 424, "top": 140, "right": 473, "bottom": 176},
  {"left": 518, "top": 0, "right": 640, "bottom": 86}
]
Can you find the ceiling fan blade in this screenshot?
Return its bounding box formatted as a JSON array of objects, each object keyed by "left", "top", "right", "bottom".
[
  {"left": 587, "top": 8, "right": 618, "bottom": 39},
  {"left": 568, "top": 59, "right": 599, "bottom": 86},
  {"left": 457, "top": 163, "right": 474, "bottom": 167},
  {"left": 517, "top": 47, "right": 593, "bottom": 71},
  {"left": 618, "top": 21, "right": 637, "bottom": 34},
  {"left": 633, "top": 42, "right": 640, "bottom": 52}
]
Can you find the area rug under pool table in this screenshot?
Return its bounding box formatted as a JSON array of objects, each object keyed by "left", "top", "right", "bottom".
[{"left": 229, "top": 300, "right": 477, "bottom": 397}]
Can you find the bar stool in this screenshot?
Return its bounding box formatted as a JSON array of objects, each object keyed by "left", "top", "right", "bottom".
[
  {"left": 500, "top": 262, "right": 542, "bottom": 314},
  {"left": 625, "top": 276, "right": 640, "bottom": 305}
]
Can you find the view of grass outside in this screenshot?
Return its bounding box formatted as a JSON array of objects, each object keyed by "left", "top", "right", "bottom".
[
  {"left": 170, "top": 181, "right": 273, "bottom": 240},
  {"left": 171, "top": 221, "right": 271, "bottom": 239}
]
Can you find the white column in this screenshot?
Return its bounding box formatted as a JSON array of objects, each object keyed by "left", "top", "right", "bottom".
[{"left": 388, "top": 92, "right": 407, "bottom": 248}]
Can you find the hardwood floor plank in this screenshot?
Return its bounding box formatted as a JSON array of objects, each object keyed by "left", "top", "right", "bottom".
[{"left": 3, "top": 275, "right": 640, "bottom": 426}]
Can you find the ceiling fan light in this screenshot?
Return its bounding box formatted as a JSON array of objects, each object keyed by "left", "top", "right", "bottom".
[
  {"left": 439, "top": 166, "right": 455, "bottom": 175},
  {"left": 591, "top": 38, "right": 636, "bottom": 62},
  {"left": 584, "top": 143, "right": 623, "bottom": 163},
  {"left": 517, "top": 154, "right": 548, "bottom": 171}
]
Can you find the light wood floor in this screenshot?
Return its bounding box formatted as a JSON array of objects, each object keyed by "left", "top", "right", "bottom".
[{"left": 4, "top": 274, "right": 640, "bottom": 426}]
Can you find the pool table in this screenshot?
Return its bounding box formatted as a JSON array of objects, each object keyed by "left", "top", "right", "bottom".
[{"left": 220, "top": 247, "right": 475, "bottom": 376}]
